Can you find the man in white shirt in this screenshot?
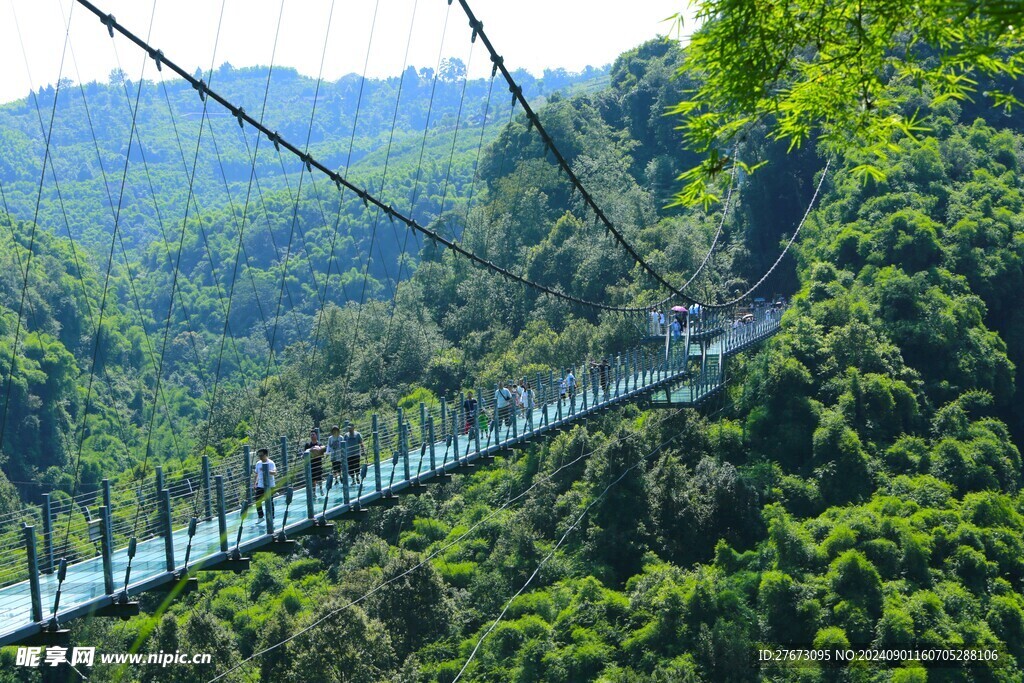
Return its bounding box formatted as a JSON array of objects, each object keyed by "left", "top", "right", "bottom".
[
  {"left": 565, "top": 369, "right": 577, "bottom": 400},
  {"left": 495, "top": 381, "right": 513, "bottom": 433},
  {"left": 251, "top": 448, "right": 277, "bottom": 527}
]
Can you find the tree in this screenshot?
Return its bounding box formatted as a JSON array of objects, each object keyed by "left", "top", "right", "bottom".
[
  {"left": 439, "top": 57, "right": 467, "bottom": 82},
  {"left": 671, "top": 0, "right": 1024, "bottom": 205},
  {"left": 367, "top": 550, "right": 454, "bottom": 658}
]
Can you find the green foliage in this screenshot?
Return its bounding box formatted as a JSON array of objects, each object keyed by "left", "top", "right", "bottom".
[
  {"left": 673, "top": 0, "right": 1024, "bottom": 204},
  {"left": 8, "top": 24, "right": 1024, "bottom": 683}
]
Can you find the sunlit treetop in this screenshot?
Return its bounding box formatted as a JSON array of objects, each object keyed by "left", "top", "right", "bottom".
[{"left": 669, "top": 0, "right": 1024, "bottom": 207}]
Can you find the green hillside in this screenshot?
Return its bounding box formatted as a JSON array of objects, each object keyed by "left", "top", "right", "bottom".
[
  {"left": 0, "top": 62, "right": 606, "bottom": 498},
  {"left": 0, "top": 5, "right": 1023, "bottom": 682}
]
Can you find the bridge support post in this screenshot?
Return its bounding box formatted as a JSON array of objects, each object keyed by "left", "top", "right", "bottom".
[
  {"left": 243, "top": 446, "right": 252, "bottom": 506},
  {"left": 623, "top": 351, "right": 630, "bottom": 393},
  {"left": 215, "top": 475, "right": 228, "bottom": 552},
  {"left": 202, "top": 455, "right": 212, "bottom": 521},
  {"left": 99, "top": 505, "right": 114, "bottom": 595},
  {"left": 589, "top": 366, "right": 598, "bottom": 409},
  {"left": 155, "top": 465, "right": 164, "bottom": 498},
  {"left": 372, "top": 414, "right": 382, "bottom": 492},
  {"left": 341, "top": 435, "right": 351, "bottom": 506},
  {"left": 304, "top": 452, "right": 315, "bottom": 519},
  {"left": 450, "top": 392, "right": 462, "bottom": 461},
  {"left": 398, "top": 409, "right": 411, "bottom": 482},
  {"left": 160, "top": 489, "right": 175, "bottom": 573},
  {"left": 280, "top": 435, "right": 288, "bottom": 482},
  {"left": 473, "top": 395, "right": 483, "bottom": 459},
  {"left": 513, "top": 397, "right": 520, "bottom": 441},
  {"left": 615, "top": 354, "right": 621, "bottom": 398},
  {"left": 534, "top": 373, "right": 544, "bottom": 432},
  {"left": 599, "top": 364, "right": 607, "bottom": 406},
  {"left": 448, "top": 407, "right": 458, "bottom": 464},
  {"left": 102, "top": 477, "right": 113, "bottom": 553},
  {"left": 624, "top": 351, "right": 630, "bottom": 393},
  {"left": 419, "top": 402, "right": 427, "bottom": 449},
  {"left": 569, "top": 367, "right": 577, "bottom": 416},
  {"left": 700, "top": 343, "right": 707, "bottom": 384},
  {"left": 405, "top": 421, "right": 415, "bottom": 481},
  {"left": 24, "top": 524, "right": 43, "bottom": 623},
  {"left": 416, "top": 402, "right": 428, "bottom": 479},
  {"left": 440, "top": 398, "right": 447, "bottom": 446},
  {"left": 427, "top": 416, "right": 437, "bottom": 474},
  {"left": 556, "top": 371, "right": 564, "bottom": 422},
  {"left": 395, "top": 409, "right": 404, "bottom": 476},
  {"left": 584, "top": 368, "right": 592, "bottom": 411},
  {"left": 42, "top": 493, "right": 54, "bottom": 575}
]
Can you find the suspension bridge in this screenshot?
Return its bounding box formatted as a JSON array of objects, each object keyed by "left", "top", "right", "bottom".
[
  {"left": 0, "top": 307, "right": 783, "bottom": 647},
  {"left": 0, "top": 0, "right": 827, "bottom": 651}
]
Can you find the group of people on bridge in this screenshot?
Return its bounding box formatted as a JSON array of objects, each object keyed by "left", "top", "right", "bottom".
[
  {"left": 242, "top": 298, "right": 788, "bottom": 528},
  {"left": 462, "top": 379, "right": 540, "bottom": 437},
  {"left": 648, "top": 298, "right": 787, "bottom": 338},
  {"left": 249, "top": 422, "right": 366, "bottom": 527},
  {"left": 462, "top": 360, "right": 620, "bottom": 440},
  {"left": 648, "top": 303, "right": 703, "bottom": 338}
]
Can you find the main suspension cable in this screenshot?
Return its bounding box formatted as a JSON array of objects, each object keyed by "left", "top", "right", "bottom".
[
  {"left": 454, "top": 0, "right": 699, "bottom": 305},
  {"left": 73, "top": 0, "right": 656, "bottom": 314}
]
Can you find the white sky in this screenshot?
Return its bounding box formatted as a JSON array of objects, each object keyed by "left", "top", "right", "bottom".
[{"left": 0, "top": 0, "right": 694, "bottom": 105}]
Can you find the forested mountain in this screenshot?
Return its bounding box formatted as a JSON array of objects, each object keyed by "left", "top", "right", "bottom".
[
  {"left": 177, "top": 42, "right": 1024, "bottom": 682},
  {"left": 0, "top": 61, "right": 605, "bottom": 502},
  {"left": 1, "top": 14, "right": 1024, "bottom": 683}
]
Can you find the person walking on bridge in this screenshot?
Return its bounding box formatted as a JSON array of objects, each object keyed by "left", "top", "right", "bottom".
[
  {"left": 327, "top": 425, "right": 344, "bottom": 481},
  {"left": 495, "top": 381, "right": 513, "bottom": 436},
  {"left": 251, "top": 448, "right": 277, "bottom": 529},
  {"left": 463, "top": 390, "right": 478, "bottom": 435},
  {"left": 304, "top": 429, "right": 326, "bottom": 498},
  {"left": 344, "top": 421, "right": 365, "bottom": 485}
]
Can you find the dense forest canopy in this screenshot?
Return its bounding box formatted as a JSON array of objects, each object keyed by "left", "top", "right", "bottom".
[
  {"left": 0, "top": 62, "right": 607, "bottom": 502},
  {"left": 0, "top": 0, "right": 1023, "bottom": 680},
  {"left": 672, "top": 0, "right": 1024, "bottom": 207}
]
